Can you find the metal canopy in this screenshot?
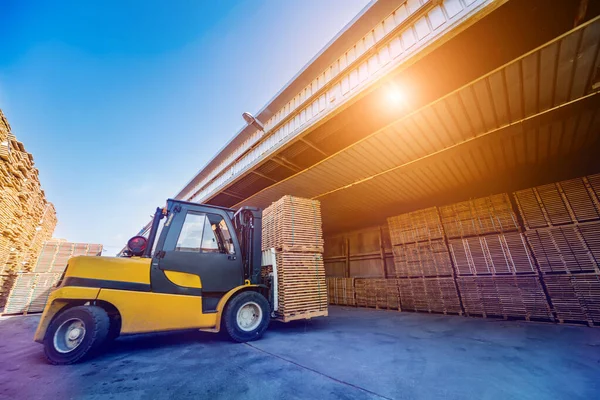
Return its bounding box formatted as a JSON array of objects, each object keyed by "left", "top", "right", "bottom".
[{"left": 235, "top": 18, "right": 600, "bottom": 234}]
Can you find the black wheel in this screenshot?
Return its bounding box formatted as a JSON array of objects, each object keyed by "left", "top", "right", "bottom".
[
  {"left": 106, "top": 315, "right": 121, "bottom": 342},
  {"left": 223, "top": 291, "right": 270, "bottom": 343},
  {"left": 43, "top": 305, "right": 110, "bottom": 365}
]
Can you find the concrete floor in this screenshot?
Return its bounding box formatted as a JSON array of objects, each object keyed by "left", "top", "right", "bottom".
[{"left": 0, "top": 307, "right": 599, "bottom": 400}]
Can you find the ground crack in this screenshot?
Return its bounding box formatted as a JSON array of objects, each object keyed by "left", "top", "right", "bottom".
[{"left": 244, "top": 343, "right": 394, "bottom": 400}]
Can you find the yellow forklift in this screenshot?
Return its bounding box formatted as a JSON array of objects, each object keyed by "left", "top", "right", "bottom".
[{"left": 34, "top": 199, "right": 283, "bottom": 364}]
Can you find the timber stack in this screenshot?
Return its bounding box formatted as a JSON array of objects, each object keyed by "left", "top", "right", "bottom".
[
  {"left": 0, "top": 110, "right": 57, "bottom": 308},
  {"left": 2, "top": 240, "right": 103, "bottom": 315},
  {"left": 515, "top": 175, "right": 600, "bottom": 325},
  {"left": 262, "top": 195, "right": 328, "bottom": 322}
]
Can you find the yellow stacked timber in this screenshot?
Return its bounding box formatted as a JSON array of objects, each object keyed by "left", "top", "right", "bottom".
[
  {"left": 0, "top": 109, "right": 57, "bottom": 308},
  {"left": 262, "top": 196, "right": 328, "bottom": 322}
]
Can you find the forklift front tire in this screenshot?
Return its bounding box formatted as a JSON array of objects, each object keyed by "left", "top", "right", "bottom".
[
  {"left": 223, "top": 291, "right": 270, "bottom": 343},
  {"left": 43, "top": 305, "right": 110, "bottom": 365}
]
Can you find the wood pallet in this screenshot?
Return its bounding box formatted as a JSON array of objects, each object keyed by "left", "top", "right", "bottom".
[
  {"left": 392, "top": 239, "right": 454, "bottom": 278},
  {"left": 263, "top": 196, "right": 328, "bottom": 322},
  {"left": 514, "top": 175, "right": 600, "bottom": 230},
  {"left": 262, "top": 196, "right": 323, "bottom": 252},
  {"left": 2, "top": 272, "right": 60, "bottom": 315},
  {"left": 448, "top": 232, "right": 536, "bottom": 276},
  {"left": 396, "top": 277, "right": 462, "bottom": 314},
  {"left": 456, "top": 275, "right": 553, "bottom": 320},
  {"left": 326, "top": 277, "right": 356, "bottom": 306},
  {"left": 544, "top": 273, "right": 600, "bottom": 325},
  {"left": 26, "top": 273, "right": 61, "bottom": 313},
  {"left": 354, "top": 278, "right": 401, "bottom": 310},
  {"left": 32, "top": 240, "right": 103, "bottom": 273},
  {"left": 525, "top": 221, "right": 600, "bottom": 274},
  {"left": 439, "top": 193, "right": 519, "bottom": 239},
  {"left": 387, "top": 207, "right": 444, "bottom": 246}
]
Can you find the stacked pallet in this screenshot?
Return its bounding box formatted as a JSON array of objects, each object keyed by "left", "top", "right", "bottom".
[
  {"left": 441, "top": 193, "right": 551, "bottom": 320},
  {"left": 2, "top": 272, "right": 61, "bottom": 315},
  {"left": 396, "top": 277, "right": 462, "bottom": 314},
  {"left": 391, "top": 240, "right": 454, "bottom": 277},
  {"left": 544, "top": 274, "right": 600, "bottom": 325},
  {"left": 386, "top": 207, "right": 461, "bottom": 314},
  {"left": 32, "top": 240, "right": 103, "bottom": 274},
  {"left": 0, "top": 110, "right": 57, "bottom": 308},
  {"left": 388, "top": 207, "right": 444, "bottom": 245},
  {"left": 515, "top": 174, "right": 600, "bottom": 324},
  {"left": 353, "top": 278, "right": 401, "bottom": 310},
  {"left": 355, "top": 278, "right": 377, "bottom": 308},
  {"left": 262, "top": 196, "right": 328, "bottom": 322},
  {"left": 326, "top": 277, "right": 356, "bottom": 306},
  {"left": 448, "top": 232, "right": 536, "bottom": 275},
  {"left": 387, "top": 207, "right": 453, "bottom": 278},
  {"left": 440, "top": 194, "right": 519, "bottom": 238},
  {"left": 457, "top": 275, "right": 553, "bottom": 320}
]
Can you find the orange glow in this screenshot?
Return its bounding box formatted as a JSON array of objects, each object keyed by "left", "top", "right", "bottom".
[{"left": 385, "top": 84, "right": 407, "bottom": 106}]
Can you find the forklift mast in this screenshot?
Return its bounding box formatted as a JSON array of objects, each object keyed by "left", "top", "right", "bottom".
[{"left": 233, "top": 206, "right": 263, "bottom": 284}]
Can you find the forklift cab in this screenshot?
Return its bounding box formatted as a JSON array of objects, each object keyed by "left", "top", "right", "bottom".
[{"left": 148, "top": 201, "right": 244, "bottom": 312}]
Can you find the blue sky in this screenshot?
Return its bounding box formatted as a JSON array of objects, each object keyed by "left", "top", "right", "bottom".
[{"left": 0, "top": 0, "right": 370, "bottom": 255}]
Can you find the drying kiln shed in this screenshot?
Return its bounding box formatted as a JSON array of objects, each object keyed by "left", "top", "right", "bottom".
[{"left": 172, "top": 0, "right": 600, "bottom": 325}]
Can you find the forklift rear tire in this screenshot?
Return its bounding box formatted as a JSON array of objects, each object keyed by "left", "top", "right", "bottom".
[
  {"left": 43, "top": 305, "right": 110, "bottom": 365},
  {"left": 223, "top": 291, "right": 270, "bottom": 343}
]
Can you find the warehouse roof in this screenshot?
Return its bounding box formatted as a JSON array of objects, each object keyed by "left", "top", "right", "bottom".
[{"left": 174, "top": 0, "right": 406, "bottom": 200}]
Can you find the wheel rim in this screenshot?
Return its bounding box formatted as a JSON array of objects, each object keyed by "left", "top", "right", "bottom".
[
  {"left": 236, "top": 301, "right": 263, "bottom": 332},
  {"left": 53, "top": 318, "right": 86, "bottom": 354}
]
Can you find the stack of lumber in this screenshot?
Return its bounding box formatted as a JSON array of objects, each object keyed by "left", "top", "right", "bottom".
[
  {"left": 262, "top": 196, "right": 327, "bottom": 322},
  {"left": 0, "top": 110, "right": 57, "bottom": 308},
  {"left": 326, "top": 277, "right": 356, "bottom": 306},
  {"left": 33, "top": 240, "right": 103, "bottom": 274},
  {"left": 2, "top": 272, "right": 61, "bottom": 315},
  {"left": 515, "top": 174, "right": 600, "bottom": 325}
]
